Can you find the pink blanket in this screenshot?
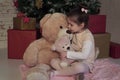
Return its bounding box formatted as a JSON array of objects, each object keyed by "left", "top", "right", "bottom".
[
  {"left": 84, "top": 58, "right": 120, "bottom": 80},
  {"left": 19, "top": 58, "right": 120, "bottom": 80}
]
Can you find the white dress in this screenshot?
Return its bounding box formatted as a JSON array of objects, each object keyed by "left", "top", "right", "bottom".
[{"left": 67, "top": 29, "right": 98, "bottom": 72}]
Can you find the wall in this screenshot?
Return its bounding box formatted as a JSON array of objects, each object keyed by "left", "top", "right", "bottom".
[
  {"left": 100, "top": 0, "right": 120, "bottom": 44},
  {"left": 0, "top": 0, "right": 17, "bottom": 48}
]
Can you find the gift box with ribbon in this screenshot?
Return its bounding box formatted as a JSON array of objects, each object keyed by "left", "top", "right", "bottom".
[{"left": 13, "top": 17, "right": 36, "bottom": 30}]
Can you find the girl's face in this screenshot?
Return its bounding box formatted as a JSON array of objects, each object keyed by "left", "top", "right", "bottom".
[{"left": 67, "top": 17, "right": 85, "bottom": 33}]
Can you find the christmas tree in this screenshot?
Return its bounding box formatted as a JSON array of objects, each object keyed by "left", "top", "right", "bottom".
[{"left": 14, "top": 0, "right": 101, "bottom": 22}]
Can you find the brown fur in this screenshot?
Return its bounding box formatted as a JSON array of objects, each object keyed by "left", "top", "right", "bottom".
[{"left": 22, "top": 13, "right": 68, "bottom": 80}]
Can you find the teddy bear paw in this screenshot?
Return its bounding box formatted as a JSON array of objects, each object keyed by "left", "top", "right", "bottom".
[{"left": 27, "top": 72, "right": 49, "bottom": 80}]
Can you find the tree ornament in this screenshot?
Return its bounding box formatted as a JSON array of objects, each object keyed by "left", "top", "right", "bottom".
[
  {"left": 13, "top": 0, "right": 18, "bottom": 8},
  {"left": 35, "top": 0, "right": 43, "bottom": 9}
]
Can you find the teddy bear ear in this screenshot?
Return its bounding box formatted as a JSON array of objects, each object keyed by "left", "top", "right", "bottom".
[
  {"left": 51, "top": 45, "right": 56, "bottom": 51},
  {"left": 40, "top": 14, "right": 52, "bottom": 28}
]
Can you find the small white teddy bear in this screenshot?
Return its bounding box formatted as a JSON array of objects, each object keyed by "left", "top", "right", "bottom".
[{"left": 51, "top": 27, "right": 75, "bottom": 68}]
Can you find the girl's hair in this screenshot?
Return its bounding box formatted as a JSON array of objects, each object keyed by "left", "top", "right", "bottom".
[{"left": 67, "top": 6, "right": 89, "bottom": 29}]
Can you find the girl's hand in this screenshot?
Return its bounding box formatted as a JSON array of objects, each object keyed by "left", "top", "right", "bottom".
[{"left": 60, "top": 52, "right": 67, "bottom": 59}]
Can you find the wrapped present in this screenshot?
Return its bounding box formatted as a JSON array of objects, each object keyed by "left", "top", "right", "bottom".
[
  {"left": 8, "top": 29, "right": 36, "bottom": 59},
  {"left": 13, "top": 17, "right": 36, "bottom": 30},
  {"left": 88, "top": 15, "right": 106, "bottom": 34},
  {"left": 110, "top": 42, "right": 120, "bottom": 58},
  {"left": 93, "top": 33, "right": 111, "bottom": 58}
]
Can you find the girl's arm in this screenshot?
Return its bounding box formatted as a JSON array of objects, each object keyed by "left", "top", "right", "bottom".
[{"left": 67, "top": 40, "right": 94, "bottom": 60}]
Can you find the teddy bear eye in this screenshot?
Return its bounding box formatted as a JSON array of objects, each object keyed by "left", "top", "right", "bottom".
[
  {"left": 60, "top": 26, "right": 63, "bottom": 29},
  {"left": 62, "top": 46, "right": 64, "bottom": 48}
]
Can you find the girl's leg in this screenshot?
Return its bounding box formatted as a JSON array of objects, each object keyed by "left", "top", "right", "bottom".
[
  {"left": 53, "top": 62, "right": 89, "bottom": 76},
  {"left": 50, "top": 58, "right": 62, "bottom": 70}
]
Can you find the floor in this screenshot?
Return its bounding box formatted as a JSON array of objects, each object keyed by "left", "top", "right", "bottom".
[
  {"left": 0, "top": 48, "right": 23, "bottom": 80},
  {"left": 0, "top": 48, "right": 120, "bottom": 80}
]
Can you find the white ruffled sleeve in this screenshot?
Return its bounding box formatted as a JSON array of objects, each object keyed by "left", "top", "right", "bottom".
[{"left": 67, "top": 40, "right": 93, "bottom": 60}]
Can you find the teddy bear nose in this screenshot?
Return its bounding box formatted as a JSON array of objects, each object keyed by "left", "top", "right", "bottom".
[
  {"left": 66, "top": 30, "right": 71, "bottom": 34},
  {"left": 67, "top": 47, "right": 70, "bottom": 50}
]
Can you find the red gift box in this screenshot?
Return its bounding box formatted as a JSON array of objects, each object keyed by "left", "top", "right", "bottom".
[
  {"left": 8, "top": 29, "right": 36, "bottom": 59},
  {"left": 88, "top": 15, "right": 106, "bottom": 34},
  {"left": 110, "top": 42, "right": 120, "bottom": 58}
]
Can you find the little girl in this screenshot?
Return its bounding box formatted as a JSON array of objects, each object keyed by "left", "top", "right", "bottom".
[{"left": 50, "top": 6, "right": 98, "bottom": 77}]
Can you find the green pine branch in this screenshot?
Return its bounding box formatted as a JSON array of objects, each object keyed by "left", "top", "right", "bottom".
[{"left": 17, "top": 0, "right": 101, "bottom": 21}]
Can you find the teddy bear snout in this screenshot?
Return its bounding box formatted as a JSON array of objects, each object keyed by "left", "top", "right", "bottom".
[
  {"left": 66, "top": 30, "right": 71, "bottom": 34},
  {"left": 67, "top": 47, "right": 70, "bottom": 50}
]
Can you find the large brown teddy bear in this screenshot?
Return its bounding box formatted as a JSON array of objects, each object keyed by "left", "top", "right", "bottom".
[
  {"left": 21, "top": 13, "right": 68, "bottom": 80},
  {"left": 23, "top": 13, "right": 68, "bottom": 66}
]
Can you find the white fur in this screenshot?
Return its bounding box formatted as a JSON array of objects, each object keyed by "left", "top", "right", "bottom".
[
  {"left": 27, "top": 72, "right": 48, "bottom": 80},
  {"left": 26, "top": 64, "right": 50, "bottom": 80},
  {"left": 60, "top": 61, "right": 69, "bottom": 67}
]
